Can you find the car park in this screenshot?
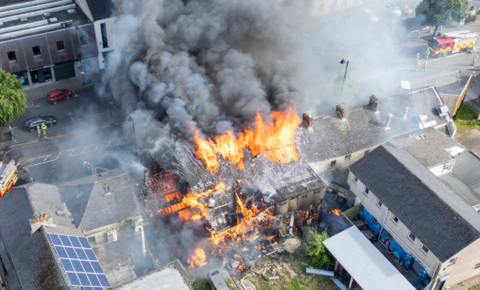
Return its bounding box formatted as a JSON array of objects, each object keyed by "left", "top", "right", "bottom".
[
  {"left": 47, "top": 89, "right": 72, "bottom": 104},
  {"left": 24, "top": 116, "right": 56, "bottom": 132}
]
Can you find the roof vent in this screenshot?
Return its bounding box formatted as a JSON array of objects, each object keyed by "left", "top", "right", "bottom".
[
  {"left": 19, "top": 17, "right": 28, "bottom": 22},
  {"left": 104, "top": 185, "right": 112, "bottom": 196},
  {"left": 414, "top": 134, "right": 426, "bottom": 140},
  {"left": 473, "top": 203, "right": 480, "bottom": 212},
  {"left": 49, "top": 18, "right": 58, "bottom": 23},
  {"left": 43, "top": 12, "right": 51, "bottom": 17},
  {"left": 67, "top": 9, "right": 77, "bottom": 15},
  {"left": 419, "top": 113, "right": 428, "bottom": 122},
  {"left": 436, "top": 105, "right": 449, "bottom": 117},
  {"left": 385, "top": 113, "right": 393, "bottom": 130}
]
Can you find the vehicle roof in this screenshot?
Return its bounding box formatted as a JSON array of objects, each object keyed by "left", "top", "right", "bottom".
[
  {"left": 26, "top": 116, "right": 54, "bottom": 122},
  {"left": 48, "top": 89, "right": 62, "bottom": 96}
]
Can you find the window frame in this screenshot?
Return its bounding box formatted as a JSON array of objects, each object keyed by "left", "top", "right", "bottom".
[
  {"left": 353, "top": 176, "right": 358, "bottom": 183},
  {"left": 364, "top": 187, "right": 369, "bottom": 195},
  {"left": 448, "top": 257, "right": 457, "bottom": 265},
  {"left": 391, "top": 214, "right": 399, "bottom": 224},
  {"left": 475, "top": 263, "right": 480, "bottom": 270},
  {"left": 376, "top": 200, "right": 383, "bottom": 208},
  {"left": 421, "top": 244, "right": 429, "bottom": 254},
  {"left": 408, "top": 232, "right": 416, "bottom": 242},
  {"left": 345, "top": 154, "right": 352, "bottom": 163},
  {"left": 330, "top": 160, "right": 336, "bottom": 168},
  {"left": 32, "top": 46, "right": 41, "bottom": 56},
  {"left": 7, "top": 51, "right": 16, "bottom": 61},
  {"left": 56, "top": 40, "right": 65, "bottom": 51}
]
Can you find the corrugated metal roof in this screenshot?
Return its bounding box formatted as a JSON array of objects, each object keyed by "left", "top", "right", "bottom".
[{"left": 323, "top": 227, "right": 415, "bottom": 290}]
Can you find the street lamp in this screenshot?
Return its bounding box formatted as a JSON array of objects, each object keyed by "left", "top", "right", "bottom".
[
  {"left": 128, "top": 116, "right": 138, "bottom": 156},
  {"left": 340, "top": 59, "right": 349, "bottom": 97}
]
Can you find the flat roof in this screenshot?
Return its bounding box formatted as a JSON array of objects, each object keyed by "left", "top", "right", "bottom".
[{"left": 323, "top": 227, "right": 415, "bottom": 290}]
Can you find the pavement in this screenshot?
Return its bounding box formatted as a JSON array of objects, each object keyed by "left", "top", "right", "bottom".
[{"left": 449, "top": 275, "right": 480, "bottom": 290}]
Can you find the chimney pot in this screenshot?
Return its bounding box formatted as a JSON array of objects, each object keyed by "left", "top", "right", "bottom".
[
  {"left": 369, "top": 95, "right": 380, "bottom": 113},
  {"left": 302, "top": 113, "right": 313, "bottom": 128},
  {"left": 335, "top": 105, "right": 347, "bottom": 120}
]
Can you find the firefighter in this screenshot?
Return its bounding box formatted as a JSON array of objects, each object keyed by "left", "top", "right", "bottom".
[
  {"left": 426, "top": 47, "right": 430, "bottom": 60},
  {"left": 472, "top": 55, "right": 478, "bottom": 67},
  {"left": 416, "top": 53, "right": 420, "bottom": 61},
  {"left": 423, "top": 60, "right": 428, "bottom": 71},
  {"left": 37, "top": 126, "right": 41, "bottom": 139},
  {"left": 41, "top": 123, "right": 47, "bottom": 140}
]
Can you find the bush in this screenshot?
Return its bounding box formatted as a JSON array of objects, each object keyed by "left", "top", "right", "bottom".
[
  {"left": 454, "top": 104, "right": 479, "bottom": 129},
  {"left": 469, "top": 284, "right": 480, "bottom": 290},
  {"left": 303, "top": 231, "right": 333, "bottom": 269},
  {"left": 466, "top": 15, "right": 477, "bottom": 23}
]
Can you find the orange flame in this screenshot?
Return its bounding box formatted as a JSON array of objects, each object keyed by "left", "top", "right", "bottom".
[
  {"left": 237, "top": 263, "right": 246, "bottom": 272},
  {"left": 234, "top": 254, "right": 242, "bottom": 259},
  {"left": 187, "top": 248, "right": 207, "bottom": 268},
  {"left": 332, "top": 209, "right": 341, "bottom": 216},
  {"left": 193, "top": 108, "right": 301, "bottom": 171}
]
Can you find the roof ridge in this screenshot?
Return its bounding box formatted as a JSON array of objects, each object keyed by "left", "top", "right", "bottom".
[{"left": 77, "top": 182, "right": 97, "bottom": 229}]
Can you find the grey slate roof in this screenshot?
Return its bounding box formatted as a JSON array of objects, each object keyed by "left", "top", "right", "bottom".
[
  {"left": 0, "top": 182, "right": 82, "bottom": 290},
  {"left": 390, "top": 128, "right": 464, "bottom": 168},
  {"left": 349, "top": 145, "right": 480, "bottom": 262},
  {"left": 59, "top": 169, "right": 142, "bottom": 231},
  {"left": 86, "top": 0, "right": 114, "bottom": 21},
  {"left": 440, "top": 151, "right": 480, "bottom": 206},
  {"left": 297, "top": 86, "right": 452, "bottom": 163}
]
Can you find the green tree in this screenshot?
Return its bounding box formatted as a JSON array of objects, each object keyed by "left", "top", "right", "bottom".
[
  {"left": 0, "top": 69, "right": 27, "bottom": 140},
  {"left": 416, "top": 0, "right": 468, "bottom": 38},
  {"left": 303, "top": 230, "right": 333, "bottom": 269}
]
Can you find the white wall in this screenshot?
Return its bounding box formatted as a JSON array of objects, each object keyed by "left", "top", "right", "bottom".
[
  {"left": 93, "top": 17, "right": 117, "bottom": 70},
  {"left": 347, "top": 171, "right": 440, "bottom": 275}
]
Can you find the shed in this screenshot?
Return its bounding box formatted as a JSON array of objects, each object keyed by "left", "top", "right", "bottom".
[{"left": 323, "top": 227, "right": 415, "bottom": 290}]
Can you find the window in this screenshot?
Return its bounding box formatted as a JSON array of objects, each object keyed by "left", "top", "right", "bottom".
[
  {"left": 408, "top": 232, "right": 416, "bottom": 242},
  {"left": 345, "top": 154, "right": 351, "bottom": 163},
  {"left": 448, "top": 257, "right": 457, "bottom": 265},
  {"left": 364, "top": 187, "right": 369, "bottom": 195},
  {"left": 377, "top": 200, "right": 383, "bottom": 208},
  {"left": 421, "top": 244, "right": 429, "bottom": 254},
  {"left": 56, "top": 41, "right": 65, "bottom": 51},
  {"left": 79, "top": 36, "right": 87, "bottom": 46},
  {"left": 32, "top": 46, "right": 41, "bottom": 56},
  {"left": 353, "top": 176, "right": 358, "bottom": 183},
  {"left": 475, "top": 263, "right": 480, "bottom": 270},
  {"left": 100, "top": 22, "right": 109, "bottom": 48},
  {"left": 330, "top": 160, "right": 336, "bottom": 168},
  {"left": 364, "top": 150, "right": 370, "bottom": 156},
  {"left": 7, "top": 51, "right": 16, "bottom": 61},
  {"left": 392, "top": 215, "right": 399, "bottom": 224}
]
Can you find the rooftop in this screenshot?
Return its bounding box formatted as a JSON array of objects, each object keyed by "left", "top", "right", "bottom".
[
  {"left": 59, "top": 168, "right": 143, "bottom": 232},
  {"left": 323, "top": 227, "right": 415, "bottom": 290},
  {"left": 0, "top": 0, "right": 91, "bottom": 41},
  {"left": 350, "top": 145, "right": 480, "bottom": 262},
  {"left": 297, "top": 86, "right": 453, "bottom": 163},
  {"left": 390, "top": 128, "right": 464, "bottom": 168},
  {"left": 114, "top": 259, "right": 193, "bottom": 290}
]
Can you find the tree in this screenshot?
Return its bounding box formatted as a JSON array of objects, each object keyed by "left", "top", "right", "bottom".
[
  {"left": 0, "top": 69, "right": 27, "bottom": 140},
  {"left": 416, "top": 0, "right": 468, "bottom": 38},
  {"left": 303, "top": 230, "right": 333, "bottom": 269}
]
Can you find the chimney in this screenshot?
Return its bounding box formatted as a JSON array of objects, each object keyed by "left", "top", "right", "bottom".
[
  {"left": 336, "top": 105, "right": 347, "bottom": 120},
  {"left": 302, "top": 113, "right": 313, "bottom": 128},
  {"left": 29, "top": 213, "right": 54, "bottom": 232},
  {"left": 385, "top": 113, "right": 393, "bottom": 130},
  {"left": 403, "top": 107, "right": 409, "bottom": 119},
  {"left": 369, "top": 95, "right": 380, "bottom": 113},
  {"left": 104, "top": 185, "right": 112, "bottom": 196}
]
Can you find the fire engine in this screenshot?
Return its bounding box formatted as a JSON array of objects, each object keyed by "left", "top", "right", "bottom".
[
  {"left": 0, "top": 160, "right": 18, "bottom": 198},
  {"left": 428, "top": 30, "right": 478, "bottom": 57}
]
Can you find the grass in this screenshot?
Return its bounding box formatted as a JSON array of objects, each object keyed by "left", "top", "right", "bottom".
[
  {"left": 455, "top": 104, "right": 479, "bottom": 129},
  {"left": 192, "top": 278, "right": 211, "bottom": 290},
  {"left": 234, "top": 249, "right": 338, "bottom": 290},
  {"left": 469, "top": 285, "right": 480, "bottom": 290}
]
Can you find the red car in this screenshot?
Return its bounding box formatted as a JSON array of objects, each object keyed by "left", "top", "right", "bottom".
[{"left": 47, "top": 89, "right": 72, "bottom": 104}]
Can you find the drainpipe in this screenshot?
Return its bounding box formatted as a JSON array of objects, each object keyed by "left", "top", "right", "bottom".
[
  {"left": 135, "top": 219, "right": 147, "bottom": 256},
  {"left": 427, "top": 261, "right": 442, "bottom": 290},
  {"left": 377, "top": 207, "right": 389, "bottom": 239}
]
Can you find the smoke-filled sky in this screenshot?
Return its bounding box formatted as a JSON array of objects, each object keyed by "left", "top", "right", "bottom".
[{"left": 100, "top": 0, "right": 413, "bottom": 167}]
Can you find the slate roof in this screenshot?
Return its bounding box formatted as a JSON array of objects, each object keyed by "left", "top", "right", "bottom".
[
  {"left": 349, "top": 145, "right": 480, "bottom": 262},
  {"left": 297, "top": 86, "right": 453, "bottom": 163},
  {"left": 390, "top": 128, "right": 464, "bottom": 168},
  {"left": 59, "top": 169, "right": 142, "bottom": 232},
  {"left": 86, "top": 0, "right": 114, "bottom": 21},
  {"left": 0, "top": 182, "right": 82, "bottom": 289}
]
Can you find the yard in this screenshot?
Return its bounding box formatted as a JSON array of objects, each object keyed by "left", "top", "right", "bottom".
[{"left": 454, "top": 104, "right": 479, "bottom": 129}]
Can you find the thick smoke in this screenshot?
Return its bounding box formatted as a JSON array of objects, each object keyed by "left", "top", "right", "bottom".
[{"left": 99, "top": 0, "right": 326, "bottom": 166}]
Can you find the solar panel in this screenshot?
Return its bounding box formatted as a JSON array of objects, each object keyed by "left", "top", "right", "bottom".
[{"left": 48, "top": 234, "right": 111, "bottom": 288}]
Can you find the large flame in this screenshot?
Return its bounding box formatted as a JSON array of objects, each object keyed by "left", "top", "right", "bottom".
[
  {"left": 193, "top": 108, "right": 301, "bottom": 172},
  {"left": 187, "top": 248, "right": 207, "bottom": 268}
]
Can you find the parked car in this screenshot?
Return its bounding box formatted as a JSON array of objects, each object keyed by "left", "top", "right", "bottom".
[
  {"left": 24, "top": 116, "right": 56, "bottom": 132},
  {"left": 361, "top": 8, "right": 380, "bottom": 22},
  {"left": 47, "top": 89, "right": 72, "bottom": 104},
  {"left": 385, "top": 1, "right": 402, "bottom": 16},
  {"left": 398, "top": 2, "right": 412, "bottom": 15}
]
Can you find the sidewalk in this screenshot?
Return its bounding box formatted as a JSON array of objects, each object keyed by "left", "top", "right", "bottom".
[{"left": 448, "top": 275, "right": 480, "bottom": 290}]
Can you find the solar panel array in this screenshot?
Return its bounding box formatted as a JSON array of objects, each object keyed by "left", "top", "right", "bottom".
[{"left": 48, "top": 234, "right": 111, "bottom": 288}]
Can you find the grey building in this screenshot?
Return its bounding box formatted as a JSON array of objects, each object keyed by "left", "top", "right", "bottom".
[{"left": 0, "top": 0, "right": 98, "bottom": 89}]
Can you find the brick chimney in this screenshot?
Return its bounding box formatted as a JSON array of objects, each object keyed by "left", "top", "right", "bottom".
[
  {"left": 336, "top": 105, "right": 347, "bottom": 120},
  {"left": 29, "top": 213, "right": 54, "bottom": 232},
  {"left": 302, "top": 113, "right": 313, "bottom": 128},
  {"left": 369, "top": 95, "right": 380, "bottom": 113}
]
